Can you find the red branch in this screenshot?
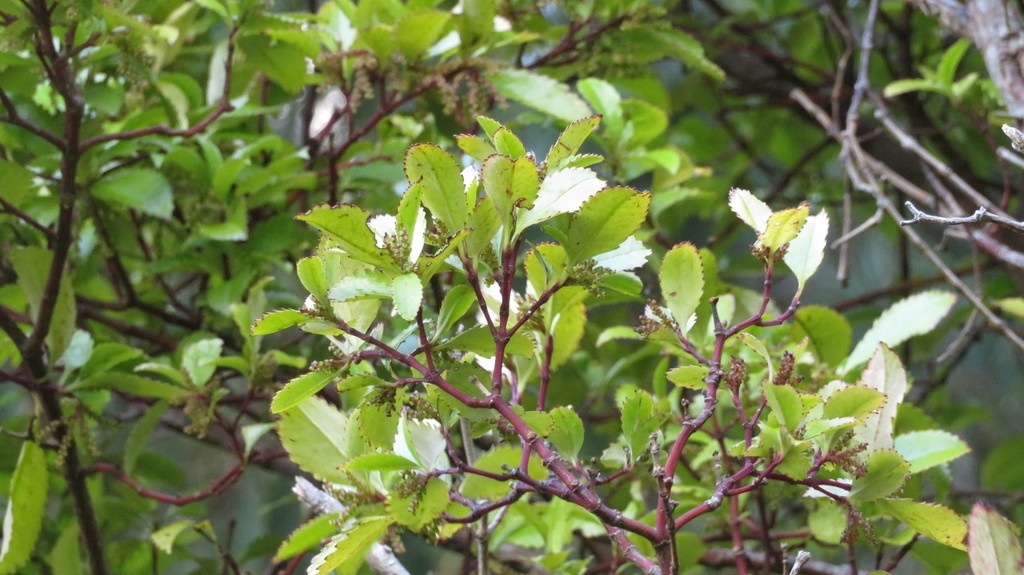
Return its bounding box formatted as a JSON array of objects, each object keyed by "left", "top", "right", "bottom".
[{"left": 86, "top": 462, "right": 245, "bottom": 506}]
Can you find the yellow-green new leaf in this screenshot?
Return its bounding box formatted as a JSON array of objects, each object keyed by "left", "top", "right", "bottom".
[
  {"left": 667, "top": 365, "right": 709, "bottom": 389},
  {"left": 307, "top": 517, "right": 391, "bottom": 575},
  {"left": 566, "top": 187, "right": 650, "bottom": 264},
  {"left": 481, "top": 153, "right": 540, "bottom": 228},
  {"left": 659, "top": 242, "right": 704, "bottom": 330},
  {"left": 297, "top": 205, "right": 396, "bottom": 271},
  {"left": 277, "top": 396, "right": 351, "bottom": 484},
  {"left": 487, "top": 69, "right": 593, "bottom": 123},
  {"left": 877, "top": 499, "right": 967, "bottom": 551},
  {"left": 849, "top": 449, "right": 910, "bottom": 502},
  {"left": 0, "top": 442, "right": 47, "bottom": 575},
  {"left": 405, "top": 143, "right": 467, "bottom": 231},
  {"left": 759, "top": 203, "right": 809, "bottom": 254},
  {"left": 545, "top": 115, "right": 602, "bottom": 171},
  {"left": 270, "top": 370, "right": 341, "bottom": 414}
]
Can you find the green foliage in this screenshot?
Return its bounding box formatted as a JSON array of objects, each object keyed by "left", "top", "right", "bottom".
[{"left": 0, "top": 1, "right": 1013, "bottom": 574}]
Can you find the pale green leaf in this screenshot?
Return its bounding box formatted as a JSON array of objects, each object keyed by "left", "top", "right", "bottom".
[
  {"left": 782, "top": 209, "right": 829, "bottom": 294},
  {"left": 895, "top": 430, "right": 970, "bottom": 474},
  {"left": 856, "top": 345, "right": 908, "bottom": 452},
  {"left": 481, "top": 153, "right": 540, "bottom": 228},
  {"left": 150, "top": 521, "right": 194, "bottom": 555},
  {"left": 550, "top": 301, "right": 585, "bottom": 370},
  {"left": 547, "top": 406, "right": 585, "bottom": 460},
  {"left": 841, "top": 291, "right": 957, "bottom": 374},
  {"left": 182, "top": 337, "right": 223, "bottom": 387},
  {"left": 251, "top": 309, "right": 311, "bottom": 336},
  {"left": 270, "top": 370, "right": 341, "bottom": 414},
  {"left": 241, "top": 422, "right": 276, "bottom": 457},
  {"left": 487, "top": 69, "right": 592, "bottom": 122},
  {"left": 91, "top": 168, "right": 174, "bottom": 219},
  {"left": 329, "top": 271, "right": 392, "bottom": 302},
  {"left": 592, "top": 235, "right": 651, "bottom": 271},
  {"left": 0, "top": 442, "right": 47, "bottom": 575},
  {"left": 648, "top": 27, "right": 725, "bottom": 81},
  {"left": 618, "top": 387, "right": 660, "bottom": 458},
  {"left": 763, "top": 383, "right": 803, "bottom": 432},
  {"left": 516, "top": 167, "right": 606, "bottom": 233},
  {"left": 877, "top": 499, "right": 967, "bottom": 550},
  {"left": 849, "top": 449, "right": 910, "bottom": 502},
  {"left": 666, "top": 365, "right": 708, "bottom": 389},
  {"left": 392, "top": 273, "right": 423, "bottom": 321},
  {"left": 565, "top": 187, "right": 650, "bottom": 264},
  {"left": 274, "top": 513, "right": 341, "bottom": 562},
  {"left": 456, "top": 134, "right": 496, "bottom": 163},
  {"left": 297, "top": 257, "right": 329, "bottom": 301},
  {"left": 545, "top": 115, "right": 602, "bottom": 171},
  {"left": 343, "top": 453, "right": 419, "bottom": 472},
  {"left": 736, "top": 332, "right": 775, "bottom": 381},
  {"left": 396, "top": 11, "right": 450, "bottom": 59},
  {"left": 728, "top": 188, "right": 772, "bottom": 233},
  {"left": 72, "top": 373, "right": 188, "bottom": 399},
  {"left": 659, "top": 242, "right": 704, "bottom": 330},
  {"left": 968, "top": 502, "right": 1024, "bottom": 574},
  {"left": 307, "top": 517, "right": 391, "bottom": 575},
  {"left": 278, "top": 396, "right": 351, "bottom": 483}
]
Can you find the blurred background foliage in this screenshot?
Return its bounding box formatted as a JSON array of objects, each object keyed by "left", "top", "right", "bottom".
[{"left": 2, "top": 0, "right": 1024, "bottom": 573}]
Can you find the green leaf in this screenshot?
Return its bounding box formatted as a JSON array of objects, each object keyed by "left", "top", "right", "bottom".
[
  {"left": 396, "top": 11, "right": 450, "bottom": 59},
  {"left": 337, "top": 373, "right": 387, "bottom": 393},
  {"left": 792, "top": 306, "right": 851, "bottom": 368},
  {"left": 435, "top": 285, "right": 476, "bottom": 338},
  {"left": 297, "top": 257, "right": 329, "bottom": 301},
  {"left": 392, "top": 273, "right": 423, "bottom": 321},
  {"left": 895, "top": 430, "right": 970, "bottom": 474},
  {"left": 968, "top": 503, "right": 1024, "bottom": 574},
  {"left": 937, "top": 39, "right": 972, "bottom": 88},
  {"left": 516, "top": 167, "right": 606, "bottom": 233},
  {"left": 659, "top": 242, "right": 704, "bottom": 329},
  {"left": 11, "top": 246, "right": 75, "bottom": 365},
  {"left": 666, "top": 365, "right": 708, "bottom": 389},
  {"left": 592, "top": 236, "right": 651, "bottom": 272},
  {"left": 123, "top": 401, "right": 168, "bottom": 475},
  {"left": 461, "top": 446, "right": 546, "bottom": 500},
  {"left": 728, "top": 188, "right": 772, "bottom": 233},
  {"left": 849, "top": 449, "right": 910, "bottom": 502},
  {"left": 240, "top": 35, "right": 308, "bottom": 93},
  {"left": 417, "top": 228, "right": 469, "bottom": 281},
  {"left": 487, "top": 69, "right": 593, "bottom": 122},
  {"left": 271, "top": 370, "right": 341, "bottom": 414},
  {"left": 329, "top": 271, "right": 392, "bottom": 302},
  {"left": 549, "top": 300, "right": 585, "bottom": 370},
  {"left": 877, "top": 499, "right": 967, "bottom": 551},
  {"left": 481, "top": 153, "right": 540, "bottom": 229},
  {"left": 524, "top": 243, "right": 568, "bottom": 295},
  {"left": 61, "top": 329, "right": 93, "bottom": 372},
  {"left": 78, "top": 343, "right": 143, "bottom": 380},
  {"left": 297, "top": 204, "right": 397, "bottom": 271},
  {"left": 91, "top": 168, "right": 174, "bottom": 219},
  {"left": 648, "top": 27, "right": 725, "bottom": 81},
  {"left": 578, "top": 78, "right": 623, "bottom": 136},
  {"left": 251, "top": 309, "right": 311, "bottom": 336},
  {"left": 547, "top": 407, "right": 585, "bottom": 460},
  {"left": 758, "top": 203, "right": 809, "bottom": 254},
  {"left": 405, "top": 143, "right": 467, "bottom": 231},
  {"left": 307, "top": 517, "right": 392, "bottom": 575},
  {"left": 151, "top": 521, "right": 195, "bottom": 554},
  {"left": 618, "top": 387, "right": 660, "bottom": 458},
  {"left": 0, "top": 442, "right": 47, "bottom": 575},
  {"left": 856, "top": 345, "right": 908, "bottom": 452},
  {"left": 622, "top": 99, "right": 668, "bottom": 147},
  {"left": 389, "top": 476, "right": 449, "bottom": 530},
  {"left": 782, "top": 209, "right": 829, "bottom": 294},
  {"left": 456, "top": 134, "right": 497, "bottom": 163},
  {"left": 274, "top": 513, "right": 342, "bottom": 562},
  {"left": 545, "top": 115, "right": 602, "bottom": 171},
  {"left": 241, "top": 422, "right": 276, "bottom": 457},
  {"left": 763, "top": 383, "right": 803, "bottom": 432},
  {"left": 72, "top": 373, "right": 188, "bottom": 399},
  {"left": 841, "top": 291, "right": 957, "bottom": 374},
  {"left": 565, "top": 187, "right": 650, "bottom": 264},
  {"left": 278, "top": 396, "right": 351, "bottom": 483},
  {"left": 822, "top": 385, "right": 885, "bottom": 421},
  {"left": 883, "top": 78, "right": 945, "bottom": 98},
  {"left": 492, "top": 127, "right": 526, "bottom": 158},
  {"left": 343, "top": 453, "right": 419, "bottom": 472},
  {"left": 736, "top": 332, "right": 775, "bottom": 381},
  {"left": 441, "top": 325, "right": 534, "bottom": 357},
  {"left": 0, "top": 160, "right": 36, "bottom": 204},
  {"left": 182, "top": 337, "right": 223, "bottom": 387}
]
